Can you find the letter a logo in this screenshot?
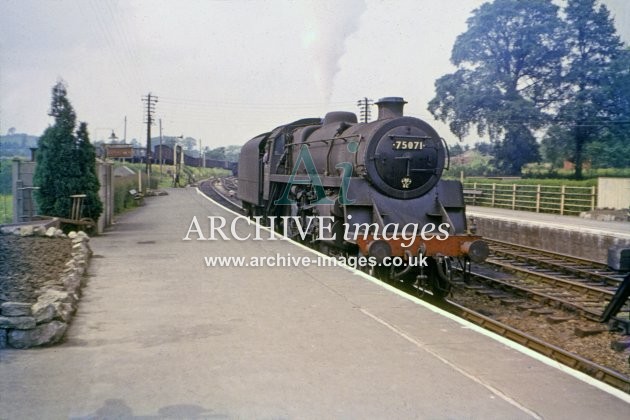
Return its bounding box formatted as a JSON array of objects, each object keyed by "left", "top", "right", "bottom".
[{"left": 274, "top": 144, "right": 334, "bottom": 205}]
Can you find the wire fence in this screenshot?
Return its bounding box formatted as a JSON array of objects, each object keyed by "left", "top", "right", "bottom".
[{"left": 463, "top": 182, "right": 597, "bottom": 215}]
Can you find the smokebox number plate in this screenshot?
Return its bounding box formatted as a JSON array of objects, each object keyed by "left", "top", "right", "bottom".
[{"left": 392, "top": 140, "right": 424, "bottom": 150}]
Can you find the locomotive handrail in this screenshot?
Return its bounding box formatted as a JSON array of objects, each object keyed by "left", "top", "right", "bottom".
[
  {"left": 387, "top": 135, "right": 432, "bottom": 140},
  {"left": 283, "top": 133, "right": 362, "bottom": 148},
  {"left": 282, "top": 134, "right": 364, "bottom": 177}
]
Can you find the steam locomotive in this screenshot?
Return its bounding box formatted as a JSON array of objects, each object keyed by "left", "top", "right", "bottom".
[{"left": 238, "top": 97, "right": 488, "bottom": 297}]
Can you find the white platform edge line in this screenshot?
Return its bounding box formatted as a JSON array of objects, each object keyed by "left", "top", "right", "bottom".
[{"left": 195, "top": 187, "right": 630, "bottom": 403}]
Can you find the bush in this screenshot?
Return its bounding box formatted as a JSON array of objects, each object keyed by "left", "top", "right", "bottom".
[
  {"left": 0, "top": 158, "right": 12, "bottom": 195},
  {"left": 112, "top": 175, "right": 156, "bottom": 214},
  {"left": 113, "top": 176, "right": 138, "bottom": 214}
]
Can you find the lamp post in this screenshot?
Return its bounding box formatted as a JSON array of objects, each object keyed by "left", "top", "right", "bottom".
[
  {"left": 108, "top": 130, "right": 118, "bottom": 142},
  {"left": 108, "top": 131, "right": 119, "bottom": 161}
]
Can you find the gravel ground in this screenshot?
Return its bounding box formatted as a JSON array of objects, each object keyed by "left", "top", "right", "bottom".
[
  {"left": 0, "top": 235, "right": 72, "bottom": 304},
  {"left": 451, "top": 285, "right": 630, "bottom": 377}
]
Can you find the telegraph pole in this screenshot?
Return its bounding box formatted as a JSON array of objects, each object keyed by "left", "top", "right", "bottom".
[
  {"left": 159, "top": 118, "right": 163, "bottom": 175},
  {"left": 357, "top": 97, "right": 373, "bottom": 123},
  {"left": 200, "top": 139, "right": 205, "bottom": 168},
  {"left": 142, "top": 93, "right": 158, "bottom": 175}
]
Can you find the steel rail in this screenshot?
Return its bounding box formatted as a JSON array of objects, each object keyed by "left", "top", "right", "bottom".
[
  {"left": 457, "top": 269, "right": 605, "bottom": 321},
  {"left": 486, "top": 239, "right": 622, "bottom": 286},
  {"left": 444, "top": 299, "right": 630, "bottom": 394}
]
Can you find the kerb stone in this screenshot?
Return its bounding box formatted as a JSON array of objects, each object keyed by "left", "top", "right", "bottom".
[{"left": 8, "top": 321, "right": 68, "bottom": 348}]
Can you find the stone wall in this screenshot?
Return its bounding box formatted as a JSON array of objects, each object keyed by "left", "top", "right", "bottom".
[
  {"left": 470, "top": 216, "right": 630, "bottom": 264},
  {"left": 0, "top": 227, "right": 91, "bottom": 349}
]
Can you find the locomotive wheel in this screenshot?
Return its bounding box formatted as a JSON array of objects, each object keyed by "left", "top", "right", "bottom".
[{"left": 430, "top": 257, "right": 453, "bottom": 299}]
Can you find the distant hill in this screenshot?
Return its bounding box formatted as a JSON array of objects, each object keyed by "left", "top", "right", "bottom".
[{"left": 0, "top": 133, "right": 39, "bottom": 158}]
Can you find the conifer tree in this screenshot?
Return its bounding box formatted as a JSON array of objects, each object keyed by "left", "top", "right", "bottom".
[{"left": 34, "top": 81, "right": 103, "bottom": 221}]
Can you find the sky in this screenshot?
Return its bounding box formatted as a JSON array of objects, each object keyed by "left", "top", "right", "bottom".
[{"left": 1, "top": 0, "right": 629, "bottom": 151}]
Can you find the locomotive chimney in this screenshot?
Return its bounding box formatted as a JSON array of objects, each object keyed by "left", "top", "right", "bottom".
[{"left": 375, "top": 97, "right": 407, "bottom": 120}]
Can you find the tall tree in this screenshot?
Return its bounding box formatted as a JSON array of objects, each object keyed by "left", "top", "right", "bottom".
[
  {"left": 75, "top": 122, "right": 103, "bottom": 219},
  {"left": 544, "top": 49, "right": 630, "bottom": 170},
  {"left": 429, "top": 0, "right": 566, "bottom": 174},
  {"left": 224, "top": 144, "right": 242, "bottom": 162},
  {"left": 34, "top": 81, "right": 103, "bottom": 221},
  {"left": 493, "top": 125, "right": 540, "bottom": 174},
  {"left": 182, "top": 137, "right": 197, "bottom": 152},
  {"left": 206, "top": 146, "right": 226, "bottom": 160},
  {"left": 555, "top": 0, "right": 623, "bottom": 178}
]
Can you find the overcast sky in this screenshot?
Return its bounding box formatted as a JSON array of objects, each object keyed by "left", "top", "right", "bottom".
[{"left": 1, "top": 0, "right": 628, "bottom": 150}]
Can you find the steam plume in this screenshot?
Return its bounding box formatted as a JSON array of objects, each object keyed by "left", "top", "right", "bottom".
[{"left": 302, "top": 0, "right": 367, "bottom": 103}]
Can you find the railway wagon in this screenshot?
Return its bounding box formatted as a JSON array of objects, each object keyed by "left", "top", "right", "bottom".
[{"left": 153, "top": 144, "right": 237, "bottom": 174}]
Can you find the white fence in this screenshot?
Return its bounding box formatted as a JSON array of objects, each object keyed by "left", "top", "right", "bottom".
[{"left": 463, "top": 182, "right": 597, "bottom": 215}]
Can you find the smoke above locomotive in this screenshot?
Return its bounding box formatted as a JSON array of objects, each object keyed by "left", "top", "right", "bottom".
[{"left": 237, "top": 97, "right": 488, "bottom": 297}]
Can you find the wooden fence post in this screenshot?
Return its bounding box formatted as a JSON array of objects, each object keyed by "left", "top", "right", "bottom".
[
  {"left": 512, "top": 184, "right": 517, "bottom": 210},
  {"left": 560, "top": 185, "right": 566, "bottom": 215}
]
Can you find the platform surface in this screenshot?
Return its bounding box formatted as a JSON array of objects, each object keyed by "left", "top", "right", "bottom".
[
  {"left": 1, "top": 188, "right": 629, "bottom": 419},
  {"left": 468, "top": 205, "right": 630, "bottom": 239}
]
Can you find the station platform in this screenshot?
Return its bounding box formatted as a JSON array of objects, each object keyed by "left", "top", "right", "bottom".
[
  {"left": 1, "top": 188, "right": 628, "bottom": 418},
  {"left": 467, "top": 206, "right": 630, "bottom": 264}
]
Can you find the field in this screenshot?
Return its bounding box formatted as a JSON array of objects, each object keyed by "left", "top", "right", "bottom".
[{"left": 0, "top": 194, "right": 11, "bottom": 224}]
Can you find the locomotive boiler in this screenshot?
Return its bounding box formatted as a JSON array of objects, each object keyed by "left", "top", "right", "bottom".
[{"left": 238, "top": 97, "right": 488, "bottom": 297}]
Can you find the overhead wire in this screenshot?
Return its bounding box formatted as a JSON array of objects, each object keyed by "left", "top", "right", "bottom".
[
  {"left": 102, "top": 0, "right": 145, "bottom": 91},
  {"left": 82, "top": 0, "right": 133, "bottom": 95}
]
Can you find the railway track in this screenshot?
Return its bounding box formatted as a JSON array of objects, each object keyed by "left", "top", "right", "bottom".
[
  {"left": 198, "top": 177, "right": 630, "bottom": 393},
  {"left": 199, "top": 177, "right": 242, "bottom": 210},
  {"left": 443, "top": 299, "right": 630, "bottom": 393},
  {"left": 477, "top": 239, "right": 629, "bottom": 326},
  {"left": 487, "top": 238, "right": 624, "bottom": 286}
]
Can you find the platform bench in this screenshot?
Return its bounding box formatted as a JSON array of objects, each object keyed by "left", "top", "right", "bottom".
[{"left": 129, "top": 189, "right": 144, "bottom": 205}]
